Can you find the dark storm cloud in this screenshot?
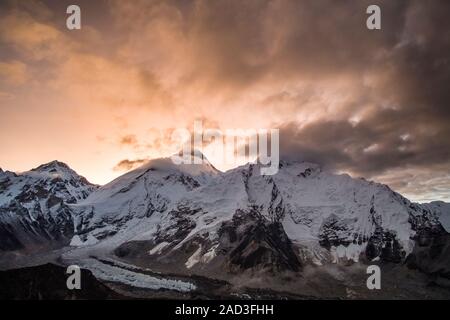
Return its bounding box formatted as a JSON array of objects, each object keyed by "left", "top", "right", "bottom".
[
  {"left": 276, "top": 0, "right": 450, "bottom": 173},
  {"left": 279, "top": 116, "right": 450, "bottom": 177},
  {"left": 103, "top": 0, "right": 413, "bottom": 94}
]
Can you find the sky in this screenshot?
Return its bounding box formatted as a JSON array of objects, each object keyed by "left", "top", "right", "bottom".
[{"left": 0, "top": 0, "right": 449, "bottom": 202}]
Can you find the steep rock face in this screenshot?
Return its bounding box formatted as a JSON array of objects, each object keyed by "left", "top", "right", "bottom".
[
  {"left": 406, "top": 202, "right": 450, "bottom": 279},
  {"left": 0, "top": 161, "right": 97, "bottom": 251},
  {"left": 218, "top": 209, "right": 301, "bottom": 272}
]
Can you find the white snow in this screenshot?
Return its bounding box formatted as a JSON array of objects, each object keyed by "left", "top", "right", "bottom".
[
  {"left": 69, "top": 234, "right": 99, "bottom": 247},
  {"left": 69, "top": 235, "right": 84, "bottom": 246},
  {"left": 184, "top": 244, "right": 218, "bottom": 269},
  {"left": 331, "top": 243, "right": 367, "bottom": 263},
  {"left": 202, "top": 244, "right": 218, "bottom": 263},
  {"left": 78, "top": 259, "right": 196, "bottom": 292},
  {"left": 149, "top": 241, "right": 170, "bottom": 255},
  {"left": 185, "top": 246, "right": 202, "bottom": 269}
]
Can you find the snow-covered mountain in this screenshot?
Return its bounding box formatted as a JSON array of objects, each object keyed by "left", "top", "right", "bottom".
[
  {"left": 1, "top": 154, "right": 449, "bottom": 279},
  {"left": 62, "top": 152, "right": 449, "bottom": 275},
  {"left": 0, "top": 161, "right": 97, "bottom": 251},
  {"left": 421, "top": 201, "right": 450, "bottom": 233}
]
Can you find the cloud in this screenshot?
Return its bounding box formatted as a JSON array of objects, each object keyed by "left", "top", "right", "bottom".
[
  {"left": 0, "top": 91, "right": 14, "bottom": 100},
  {"left": 374, "top": 165, "right": 450, "bottom": 203},
  {"left": 0, "top": 61, "right": 28, "bottom": 85},
  {"left": 119, "top": 134, "right": 138, "bottom": 146},
  {"left": 278, "top": 116, "right": 450, "bottom": 175},
  {"left": 113, "top": 158, "right": 148, "bottom": 172},
  {"left": 0, "top": 7, "right": 71, "bottom": 61}
]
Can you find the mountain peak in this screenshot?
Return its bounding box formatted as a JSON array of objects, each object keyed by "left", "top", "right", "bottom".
[
  {"left": 28, "top": 160, "right": 95, "bottom": 186},
  {"left": 31, "top": 160, "right": 72, "bottom": 173}
]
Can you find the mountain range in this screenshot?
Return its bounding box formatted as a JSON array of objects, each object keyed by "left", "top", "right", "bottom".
[{"left": 1, "top": 152, "right": 449, "bottom": 299}]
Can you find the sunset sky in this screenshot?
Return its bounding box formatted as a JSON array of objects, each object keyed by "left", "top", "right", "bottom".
[{"left": 0, "top": 0, "right": 449, "bottom": 202}]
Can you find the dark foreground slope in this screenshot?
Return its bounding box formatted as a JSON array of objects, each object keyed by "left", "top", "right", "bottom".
[{"left": 0, "top": 263, "right": 125, "bottom": 299}]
